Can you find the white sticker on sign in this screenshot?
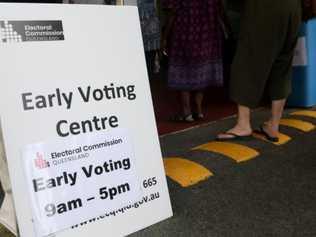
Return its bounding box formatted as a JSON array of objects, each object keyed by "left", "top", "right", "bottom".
[
  {"left": 293, "top": 36, "right": 308, "bottom": 66},
  {"left": 22, "top": 129, "right": 141, "bottom": 237}
]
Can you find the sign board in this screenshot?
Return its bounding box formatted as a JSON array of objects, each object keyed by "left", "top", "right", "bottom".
[{"left": 0, "top": 3, "right": 172, "bottom": 237}]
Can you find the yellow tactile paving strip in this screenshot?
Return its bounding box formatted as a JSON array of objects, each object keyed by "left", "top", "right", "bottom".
[
  {"left": 193, "top": 142, "right": 259, "bottom": 163},
  {"left": 291, "top": 110, "right": 316, "bottom": 119},
  {"left": 163, "top": 158, "right": 213, "bottom": 187},
  {"left": 252, "top": 132, "right": 291, "bottom": 145},
  {"left": 163, "top": 110, "right": 316, "bottom": 187},
  {"left": 280, "top": 119, "right": 315, "bottom": 132}
]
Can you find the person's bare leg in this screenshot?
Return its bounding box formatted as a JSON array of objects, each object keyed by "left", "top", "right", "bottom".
[
  {"left": 262, "top": 99, "right": 286, "bottom": 138},
  {"left": 181, "top": 91, "right": 192, "bottom": 116},
  {"left": 217, "top": 104, "right": 253, "bottom": 139},
  {"left": 195, "top": 91, "right": 204, "bottom": 118}
]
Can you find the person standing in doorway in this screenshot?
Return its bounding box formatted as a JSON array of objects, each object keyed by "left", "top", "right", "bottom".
[
  {"left": 217, "top": 0, "right": 302, "bottom": 142},
  {"left": 137, "top": 0, "right": 160, "bottom": 77},
  {"left": 162, "top": 0, "right": 225, "bottom": 122}
]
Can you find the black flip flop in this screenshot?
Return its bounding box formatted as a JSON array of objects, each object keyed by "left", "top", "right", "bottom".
[
  {"left": 216, "top": 132, "right": 253, "bottom": 141},
  {"left": 255, "top": 126, "right": 279, "bottom": 143}
]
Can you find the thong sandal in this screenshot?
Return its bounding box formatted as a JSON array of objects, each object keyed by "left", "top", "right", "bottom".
[
  {"left": 255, "top": 126, "right": 279, "bottom": 143},
  {"left": 216, "top": 132, "right": 253, "bottom": 141}
]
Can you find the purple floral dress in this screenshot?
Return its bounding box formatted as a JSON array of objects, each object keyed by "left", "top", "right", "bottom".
[{"left": 163, "top": 0, "right": 224, "bottom": 90}]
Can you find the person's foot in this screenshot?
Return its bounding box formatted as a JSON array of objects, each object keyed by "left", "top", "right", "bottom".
[
  {"left": 170, "top": 114, "right": 194, "bottom": 123},
  {"left": 259, "top": 122, "right": 279, "bottom": 141},
  {"left": 216, "top": 125, "right": 253, "bottom": 141},
  {"left": 193, "top": 112, "right": 204, "bottom": 120}
]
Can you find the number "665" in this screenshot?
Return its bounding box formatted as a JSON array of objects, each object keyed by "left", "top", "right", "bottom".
[{"left": 143, "top": 177, "right": 157, "bottom": 189}]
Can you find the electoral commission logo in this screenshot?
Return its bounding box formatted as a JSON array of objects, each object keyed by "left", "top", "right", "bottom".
[
  {"left": 0, "top": 20, "right": 64, "bottom": 43},
  {"left": 34, "top": 152, "right": 50, "bottom": 170}
]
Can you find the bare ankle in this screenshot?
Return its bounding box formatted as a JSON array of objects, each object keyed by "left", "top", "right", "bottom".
[
  {"left": 235, "top": 123, "right": 252, "bottom": 132},
  {"left": 265, "top": 120, "right": 279, "bottom": 132}
]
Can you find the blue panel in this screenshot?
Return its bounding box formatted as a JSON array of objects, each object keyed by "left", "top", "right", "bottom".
[
  {"left": 288, "top": 19, "right": 316, "bottom": 107},
  {"left": 288, "top": 67, "right": 308, "bottom": 106},
  {"left": 306, "top": 19, "right": 316, "bottom": 106},
  {"left": 299, "top": 23, "right": 307, "bottom": 37}
]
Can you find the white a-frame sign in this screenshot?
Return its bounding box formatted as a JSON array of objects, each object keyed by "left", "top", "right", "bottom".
[{"left": 0, "top": 3, "right": 172, "bottom": 237}]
